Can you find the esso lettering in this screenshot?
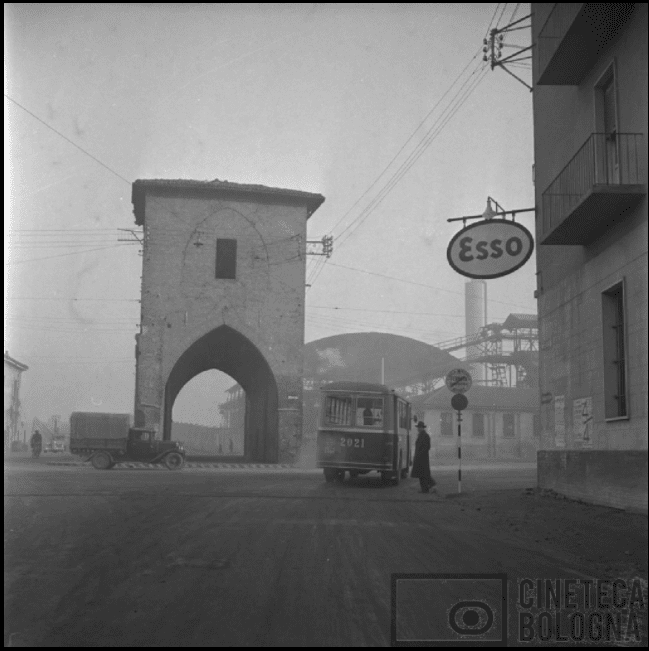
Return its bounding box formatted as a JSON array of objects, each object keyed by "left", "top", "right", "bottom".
[{"left": 458, "top": 236, "right": 524, "bottom": 262}]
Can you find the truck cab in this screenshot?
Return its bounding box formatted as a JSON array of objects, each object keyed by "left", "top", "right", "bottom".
[{"left": 127, "top": 428, "right": 184, "bottom": 462}]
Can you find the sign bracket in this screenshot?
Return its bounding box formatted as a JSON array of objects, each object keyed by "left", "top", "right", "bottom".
[{"left": 447, "top": 207, "right": 535, "bottom": 223}]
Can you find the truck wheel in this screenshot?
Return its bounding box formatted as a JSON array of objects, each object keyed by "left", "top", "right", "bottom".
[
  {"left": 164, "top": 452, "right": 185, "bottom": 470},
  {"left": 323, "top": 468, "right": 337, "bottom": 483},
  {"left": 335, "top": 470, "right": 345, "bottom": 483},
  {"left": 349, "top": 470, "right": 360, "bottom": 480},
  {"left": 91, "top": 452, "right": 112, "bottom": 470}
]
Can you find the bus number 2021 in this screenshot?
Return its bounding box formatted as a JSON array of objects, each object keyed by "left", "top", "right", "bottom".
[{"left": 341, "top": 437, "right": 364, "bottom": 448}]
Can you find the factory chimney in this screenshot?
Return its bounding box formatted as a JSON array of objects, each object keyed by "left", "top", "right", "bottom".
[{"left": 465, "top": 279, "right": 487, "bottom": 383}]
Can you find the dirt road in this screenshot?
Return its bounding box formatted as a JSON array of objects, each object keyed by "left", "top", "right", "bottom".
[{"left": 4, "top": 462, "right": 647, "bottom": 646}]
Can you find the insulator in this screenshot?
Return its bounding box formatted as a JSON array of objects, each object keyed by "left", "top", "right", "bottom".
[
  {"left": 483, "top": 55, "right": 488, "bottom": 62},
  {"left": 483, "top": 38, "right": 487, "bottom": 45}
]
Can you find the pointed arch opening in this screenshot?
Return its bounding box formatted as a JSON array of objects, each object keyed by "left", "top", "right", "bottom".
[{"left": 163, "top": 325, "right": 279, "bottom": 463}]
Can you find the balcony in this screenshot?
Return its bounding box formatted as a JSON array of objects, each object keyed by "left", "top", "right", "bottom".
[
  {"left": 536, "top": 3, "right": 636, "bottom": 85},
  {"left": 540, "top": 133, "right": 645, "bottom": 245}
]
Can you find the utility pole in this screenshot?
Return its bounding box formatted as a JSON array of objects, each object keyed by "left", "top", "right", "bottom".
[
  {"left": 306, "top": 235, "right": 333, "bottom": 258},
  {"left": 483, "top": 13, "right": 533, "bottom": 92}
]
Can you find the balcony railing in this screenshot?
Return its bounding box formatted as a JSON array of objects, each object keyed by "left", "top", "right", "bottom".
[
  {"left": 536, "top": 3, "right": 636, "bottom": 85},
  {"left": 540, "top": 133, "right": 645, "bottom": 244}
]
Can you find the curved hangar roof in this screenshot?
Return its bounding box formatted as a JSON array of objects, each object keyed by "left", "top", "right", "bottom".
[{"left": 304, "top": 332, "right": 458, "bottom": 386}]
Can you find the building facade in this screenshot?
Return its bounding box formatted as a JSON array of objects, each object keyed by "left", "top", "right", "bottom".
[
  {"left": 532, "top": 3, "right": 648, "bottom": 511},
  {"left": 413, "top": 386, "right": 540, "bottom": 462},
  {"left": 4, "top": 352, "right": 28, "bottom": 452}
]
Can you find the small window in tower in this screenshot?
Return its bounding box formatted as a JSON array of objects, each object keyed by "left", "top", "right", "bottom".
[{"left": 216, "top": 239, "right": 237, "bottom": 279}]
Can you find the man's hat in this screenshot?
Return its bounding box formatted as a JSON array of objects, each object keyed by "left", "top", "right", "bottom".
[{"left": 416, "top": 421, "right": 426, "bottom": 428}]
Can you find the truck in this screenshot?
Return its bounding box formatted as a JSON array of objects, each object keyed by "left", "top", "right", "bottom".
[{"left": 69, "top": 412, "right": 185, "bottom": 470}]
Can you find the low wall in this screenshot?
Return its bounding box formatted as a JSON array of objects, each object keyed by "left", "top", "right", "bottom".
[{"left": 537, "top": 450, "right": 648, "bottom": 513}]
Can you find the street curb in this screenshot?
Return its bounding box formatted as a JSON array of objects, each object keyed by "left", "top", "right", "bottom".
[{"left": 45, "top": 461, "right": 294, "bottom": 469}]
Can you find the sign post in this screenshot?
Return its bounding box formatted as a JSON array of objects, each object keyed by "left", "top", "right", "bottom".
[{"left": 446, "top": 369, "right": 472, "bottom": 495}]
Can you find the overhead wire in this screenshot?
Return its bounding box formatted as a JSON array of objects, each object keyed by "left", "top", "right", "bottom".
[
  {"left": 333, "top": 62, "right": 489, "bottom": 252},
  {"left": 308, "top": 57, "right": 491, "bottom": 290},
  {"left": 319, "top": 260, "right": 534, "bottom": 310}
]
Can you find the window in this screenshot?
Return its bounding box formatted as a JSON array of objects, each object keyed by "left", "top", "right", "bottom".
[
  {"left": 473, "top": 412, "right": 485, "bottom": 437},
  {"left": 215, "top": 239, "right": 237, "bottom": 279},
  {"left": 356, "top": 397, "right": 384, "bottom": 428},
  {"left": 398, "top": 400, "right": 410, "bottom": 429},
  {"left": 503, "top": 413, "right": 516, "bottom": 438},
  {"left": 440, "top": 412, "right": 453, "bottom": 437},
  {"left": 324, "top": 395, "right": 352, "bottom": 426},
  {"left": 602, "top": 281, "right": 628, "bottom": 419}
]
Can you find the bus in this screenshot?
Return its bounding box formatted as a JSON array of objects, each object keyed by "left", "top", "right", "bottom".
[{"left": 316, "top": 381, "right": 412, "bottom": 484}]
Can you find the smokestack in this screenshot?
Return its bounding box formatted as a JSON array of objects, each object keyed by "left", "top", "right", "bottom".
[{"left": 465, "top": 280, "right": 487, "bottom": 383}]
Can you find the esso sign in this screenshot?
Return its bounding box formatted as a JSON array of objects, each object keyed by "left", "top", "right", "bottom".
[{"left": 447, "top": 219, "right": 534, "bottom": 279}]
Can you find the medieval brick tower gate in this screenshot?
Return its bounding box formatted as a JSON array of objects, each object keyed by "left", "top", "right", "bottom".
[{"left": 131, "top": 179, "right": 324, "bottom": 463}]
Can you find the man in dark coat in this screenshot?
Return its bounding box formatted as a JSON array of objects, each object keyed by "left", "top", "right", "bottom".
[
  {"left": 30, "top": 429, "right": 42, "bottom": 458},
  {"left": 411, "top": 421, "right": 436, "bottom": 493}
]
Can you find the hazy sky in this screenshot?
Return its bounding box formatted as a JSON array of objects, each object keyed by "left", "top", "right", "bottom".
[{"left": 5, "top": 3, "right": 535, "bottom": 428}]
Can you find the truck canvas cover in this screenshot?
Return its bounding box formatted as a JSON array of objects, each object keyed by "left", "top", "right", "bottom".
[{"left": 69, "top": 412, "right": 132, "bottom": 440}]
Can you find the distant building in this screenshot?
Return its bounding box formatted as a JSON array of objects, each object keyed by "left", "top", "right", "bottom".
[
  {"left": 532, "top": 4, "right": 647, "bottom": 511},
  {"left": 218, "top": 384, "right": 245, "bottom": 455},
  {"left": 412, "top": 386, "right": 540, "bottom": 461},
  {"left": 4, "top": 352, "right": 28, "bottom": 451}
]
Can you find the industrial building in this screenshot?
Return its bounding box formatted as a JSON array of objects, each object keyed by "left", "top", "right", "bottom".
[
  {"left": 412, "top": 385, "right": 540, "bottom": 462},
  {"left": 532, "top": 3, "right": 647, "bottom": 511}
]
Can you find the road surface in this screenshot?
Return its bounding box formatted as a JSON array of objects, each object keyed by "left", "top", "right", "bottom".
[{"left": 4, "top": 461, "right": 647, "bottom": 646}]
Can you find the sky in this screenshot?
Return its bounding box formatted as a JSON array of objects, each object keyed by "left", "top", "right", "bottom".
[{"left": 5, "top": 3, "right": 535, "bottom": 429}]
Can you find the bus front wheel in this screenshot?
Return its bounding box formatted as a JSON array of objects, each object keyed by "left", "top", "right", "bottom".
[{"left": 323, "top": 468, "right": 337, "bottom": 483}]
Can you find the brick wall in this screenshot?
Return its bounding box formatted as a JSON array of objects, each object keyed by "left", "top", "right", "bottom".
[{"left": 538, "top": 450, "right": 649, "bottom": 513}]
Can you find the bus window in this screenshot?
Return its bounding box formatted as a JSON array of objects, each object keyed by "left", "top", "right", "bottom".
[
  {"left": 356, "top": 397, "right": 384, "bottom": 427},
  {"left": 398, "top": 400, "right": 409, "bottom": 429},
  {"left": 324, "top": 395, "right": 353, "bottom": 426}
]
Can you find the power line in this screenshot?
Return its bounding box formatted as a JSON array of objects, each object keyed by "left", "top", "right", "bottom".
[
  {"left": 334, "top": 59, "right": 485, "bottom": 245},
  {"left": 334, "top": 64, "right": 489, "bottom": 252},
  {"left": 5, "top": 297, "right": 140, "bottom": 302},
  {"left": 6, "top": 243, "right": 137, "bottom": 265},
  {"left": 307, "top": 305, "right": 464, "bottom": 317},
  {"left": 495, "top": 3, "right": 509, "bottom": 29},
  {"left": 484, "top": 3, "right": 503, "bottom": 38},
  {"left": 310, "top": 60, "right": 489, "bottom": 291},
  {"left": 5, "top": 94, "right": 131, "bottom": 185},
  {"left": 325, "top": 47, "right": 483, "bottom": 238},
  {"left": 321, "top": 260, "right": 535, "bottom": 311},
  {"left": 7, "top": 228, "right": 127, "bottom": 233}
]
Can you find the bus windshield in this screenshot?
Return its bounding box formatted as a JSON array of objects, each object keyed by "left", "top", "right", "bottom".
[{"left": 356, "top": 396, "right": 384, "bottom": 428}]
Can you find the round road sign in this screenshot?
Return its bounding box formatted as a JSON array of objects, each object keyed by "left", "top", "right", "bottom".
[
  {"left": 445, "top": 368, "right": 472, "bottom": 394},
  {"left": 451, "top": 393, "right": 469, "bottom": 411}
]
